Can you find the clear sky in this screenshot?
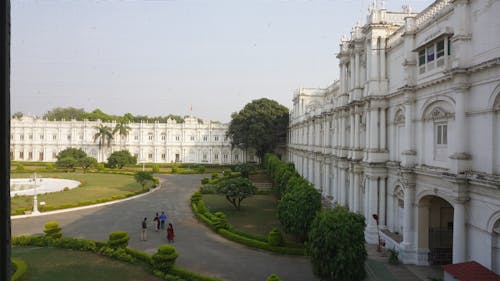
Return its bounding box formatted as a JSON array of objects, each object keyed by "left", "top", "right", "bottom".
[{"left": 11, "top": 0, "right": 433, "bottom": 123}]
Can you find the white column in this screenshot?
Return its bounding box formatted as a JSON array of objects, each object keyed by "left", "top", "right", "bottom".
[
  {"left": 380, "top": 108, "right": 386, "bottom": 150},
  {"left": 370, "top": 109, "right": 379, "bottom": 149},
  {"left": 454, "top": 90, "right": 466, "bottom": 154},
  {"left": 402, "top": 186, "right": 415, "bottom": 247},
  {"left": 350, "top": 113, "right": 355, "bottom": 152},
  {"left": 368, "top": 177, "right": 379, "bottom": 227},
  {"left": 355, "top": 51, "right": 360, "bottom": 88},
  {"left": 339, "top": 168, "right": 346, "bottom": 206},
  {"left": 380, "top": 38, "right": 386, "bottom": 80},
  {"left": 453, "top": 201, "right": 467, "bottom": 263},
  {"left": 354, "top": 111, "right": 360, "bottom": 149},
  {"left": 349, "top": 170, "right": 355, "bottom": 210},
  {"left": 353, "top": 172, "right": 360, "bottom": 213},
  {"left": 379, "top": 177, "right": 386, "bottom": 227},
  {"left": 370, "top": 38, "right": 379, "bottom": 80}
]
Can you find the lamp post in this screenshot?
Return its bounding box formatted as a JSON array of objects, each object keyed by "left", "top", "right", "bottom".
[{"left": 30, "top": 172, "right": 41, "bottom": 215}]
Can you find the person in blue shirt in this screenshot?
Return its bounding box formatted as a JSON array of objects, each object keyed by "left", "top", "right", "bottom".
[{"left": 160, "top": 211, "right": 167, "bottom": 230}]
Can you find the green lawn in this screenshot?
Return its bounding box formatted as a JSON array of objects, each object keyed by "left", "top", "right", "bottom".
[
  {"left": 11, "top": 172, "right": 150, "bottom": 214},
  {"left": 202, "top": 193, "right": 282, "bottom": 237},
  {"left": 12, "top": 246, "right": 162, "bottom": 281}
]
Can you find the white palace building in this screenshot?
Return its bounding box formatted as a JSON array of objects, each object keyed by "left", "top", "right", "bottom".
[
  {"left": 10, "top": 116, "right": 251, "bottom": 164},
  {"left": 288, "top": 0, "right": 500, "bottom": 272}
]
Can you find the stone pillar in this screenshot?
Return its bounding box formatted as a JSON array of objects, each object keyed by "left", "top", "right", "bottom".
[
  {"left": 380, "top": 108, "right": 386, "bottom": 150},
  {"left": 354, "top": 110, "right": 360, "bottom": 149},
  {"left": 365, "top": 176, "right": 379, "bottom": 243},
  {"left": 449, "top": 86, "right": 471, "bottom": 173},
  {"left": 350, "top": 112, "right": 355, "bottom": 157},
  {"left": 353, "top": 171, "right": 360, "bottom": 213},
  {"left": 402, "top": 95, "right": 417, "bottom": 167},
  {"left": 453, "top": 200, "right": 467, "bottom": 263},
  {"left": 380, "top": 38, "right": 386, "bottom": 80},
  {"left": 370, "top": 108, "right": 379, "bottom": 149},
  {"left": 370, "top": 38, "right": 379, "bottom": 80},
  {"left": 355, "top": 51, "right": 360, "bottom": 88},
  {"left": 402, "top": 183, "right": 415, "bottom": 245},
  {"left": 349, "top": 170, "right": 355, "bottom": 210},
  {"left": 379, "top": 177, "right": 386, "bottom": 227},
  {"left": 339, "top": 167, "right": 346, "bottom": 206}
]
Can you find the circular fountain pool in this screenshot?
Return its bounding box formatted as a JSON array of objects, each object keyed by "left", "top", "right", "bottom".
[{"left": 10, "top": 178, "right": 80, "bottom": 197}]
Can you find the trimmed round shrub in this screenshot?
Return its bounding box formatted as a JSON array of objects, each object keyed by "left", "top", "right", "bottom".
[
  {"left": 211, "top": 173, "right": 219, "bottom": 180},
  {"left": 43, "top": 221, "right": 62, "bottom": 239},
  {"left": 152, "top": 244, "right": 179, "bottom": 272},
  {"left": 267, "top": 227, "right": 283, "bottom": 247},
  {"left": 96, "top": 163, "right": 105, "bottom": 171},
  {"left": 201, "top": 177, "right": 210, "bottom": 185},
  {"left": 213, "top": 212, "right": 228, "bottom": 230},
  {"left": 108, "top": 231, "right": 129, "bottom": 248},
  {"left": 266, "top": 274, "right": 282, "bottom": 281}
]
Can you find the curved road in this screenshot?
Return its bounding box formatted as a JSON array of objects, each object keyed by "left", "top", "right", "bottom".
[{"left": 12, "top": 174, "right": 317, "bottom": 281}]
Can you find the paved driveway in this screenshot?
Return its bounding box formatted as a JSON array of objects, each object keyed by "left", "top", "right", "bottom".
[{"left": 12, "top": 174, "right": 317, "bottom": 281}]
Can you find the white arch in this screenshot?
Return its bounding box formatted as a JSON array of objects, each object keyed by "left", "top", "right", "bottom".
[{"left": 418, "top": 95, "right": 455, "bottom": 120}]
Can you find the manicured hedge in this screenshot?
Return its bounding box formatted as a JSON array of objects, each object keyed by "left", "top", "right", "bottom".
[
  {"left": 11, "top": 258, "right": 27, "bottom": 281},
  {"left": 170, "top": 266, "right": 224, "bottom": 281},
  {"left": 190, "top": 191, "right": 305, "bottom": 256}
]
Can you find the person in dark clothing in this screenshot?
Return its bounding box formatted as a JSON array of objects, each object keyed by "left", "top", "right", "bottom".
[
  {"left": 141, "top": 217, "right": 148, "bottom": 241},
  {"left": 167, "top": 223, "right": 175, "bottom": 243},
  {"left": 153, "top": 212, "right": 160, "bottom": 231}
]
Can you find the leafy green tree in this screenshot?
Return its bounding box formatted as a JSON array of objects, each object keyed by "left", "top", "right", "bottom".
[
  {"left": 134, "top": 171, "right": 154, "bottom": 190},
  {"left": 233, "top": 163, "right": 256, "bottom": 178},
  {"left": 44, "top": 107, "right": 86, "bottom": 121},
  {"left": 79, "top": 156, "right": 97, "bottom": 173},
  {"left": 56, "top": 157, "right": 78, "bottom": 172},
  {"left": 226, "top": 98, "right": 289, "bottom": 163},
  {"left": 113, "top": 120, "right": 131, "bottom": 149},
  {"left": 56, "top": 148, "right": 87, "bottom": 162},
  {"left": 107, "top": 150, "right": 136, "bottom": 169},
  {"left": 307, "top": 207, "right": 367, "bottom": 281},
  {"left": 93, "top": 124, "right": 114, "bottom": 161},
  {"left": 278, "top": 181, "right": 321, "bottom": 240},
  {"left": 215, "top": 177, "right": 257, "bottom": 210},
  {"left": 12, "top": 112, "right": 24, "bottom": 120}
]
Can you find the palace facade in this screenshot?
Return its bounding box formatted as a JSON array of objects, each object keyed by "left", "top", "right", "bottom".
[
  {"left": 10, "top": 116, "right": 253, "bottom": 164},
  {"left": 288, "top": 0, "right": 500, "bottom": 272}
]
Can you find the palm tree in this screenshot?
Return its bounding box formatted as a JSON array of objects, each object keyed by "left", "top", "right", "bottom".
[
  {"left": 113, "top": 120, "right": 131, "bottom": 149},
  {"left": 93, "top": 124, "right": 114, "bottom": 162}
]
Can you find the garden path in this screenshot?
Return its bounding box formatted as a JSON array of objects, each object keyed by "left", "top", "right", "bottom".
[{"left": 12, "top": 174, "right": 317, "bottom": 281}]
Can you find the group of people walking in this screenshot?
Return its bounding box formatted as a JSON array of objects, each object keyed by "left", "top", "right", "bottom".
[{"left": 141, "top": 211, "right": 174, "bottom": 243}]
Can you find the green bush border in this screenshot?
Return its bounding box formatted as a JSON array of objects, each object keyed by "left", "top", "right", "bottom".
[
  {"left": 190, "top": 196, "right": 305, "bottom": 256},
  {"left": 11, "top": 258, "right": 27, "bottom": 281},
  {"left": 12, "top": 234, "right": 223, "bottom": 281}
]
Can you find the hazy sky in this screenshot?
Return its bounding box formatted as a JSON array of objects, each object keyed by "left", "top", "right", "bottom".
[{"left": 11, "top": 0, "right": 433, "bottom": 123}]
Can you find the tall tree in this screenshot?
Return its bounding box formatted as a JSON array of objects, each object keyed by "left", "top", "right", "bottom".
[
  {"left": 307, "top": 207, "right": 367, "bottom": 281},
  {"left": 56, "top": 147, "right": 87, "bottom": 162},
  {"left": 134, "top": 171, "right": 154, "bottom": 190},
  {"left": 215, "top": 177, "right": 257, "bottom": 210},
  {"left": 107, "top": 150, "right": 136, "bottom": 169},
  {"left": 93, "top": 124, "right": 114, "bottom": 162},
  {"left": 226, "top": 98, "right": 289, "bottom": 163},
  {"left": 44, "top": 107, "right": 86, "bottom": 121},
  {"left": 113, "top": 120, "right": 131, "bottom": 149}
]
